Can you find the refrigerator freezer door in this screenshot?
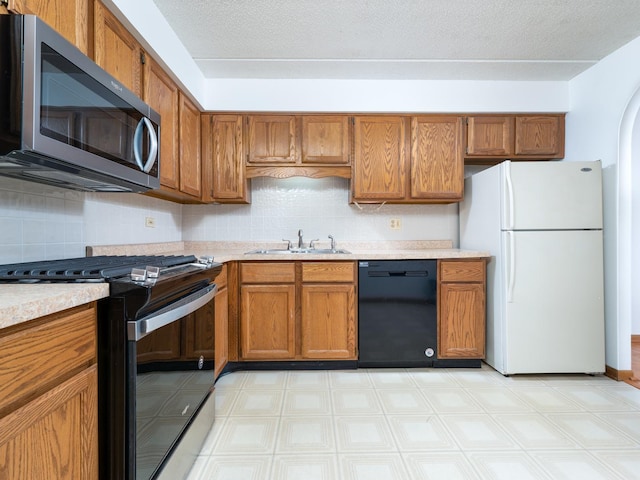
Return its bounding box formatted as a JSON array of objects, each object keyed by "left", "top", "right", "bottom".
[
  {"left": 501, "top": 229, "right": 605, "bottom": 374},
  {"left": 501, "top": 161, "right": 603, "bottom": 231}
]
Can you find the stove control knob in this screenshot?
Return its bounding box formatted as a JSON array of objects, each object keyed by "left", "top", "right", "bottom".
[
  {"left": 145, "top": 266, "right": 160, "bottom": 278},
  {"left": 425, "top": 348, "right": 435, "bottom": 358}
]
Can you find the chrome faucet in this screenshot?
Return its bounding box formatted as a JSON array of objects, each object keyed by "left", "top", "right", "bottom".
[
  {"left": 328, "top": 234, "right": 336, "bottom": 250},
  {"left": 297, "top": 229, "right": 304, "bottom": 249}
]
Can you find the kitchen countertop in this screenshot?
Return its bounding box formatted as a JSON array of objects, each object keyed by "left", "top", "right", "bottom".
[{"left": 1, "top": 240, "right": 490, "bottom": 329}]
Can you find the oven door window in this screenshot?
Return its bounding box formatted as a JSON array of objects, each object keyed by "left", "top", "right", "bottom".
[{"left": 134, "top": 299, "right": 214, "bottom": 480}]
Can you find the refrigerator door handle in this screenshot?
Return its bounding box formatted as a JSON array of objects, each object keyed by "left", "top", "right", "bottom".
[
  {"left": 505, "top": 161, "right": 515, "bottom": 229},
  {"left": 507, "top": 231, "right": 516, "bottom": 302}
]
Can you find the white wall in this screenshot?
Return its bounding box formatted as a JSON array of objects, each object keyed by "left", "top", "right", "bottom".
[
  {"left": 0, "top": 177, "right": 182, "bottom": 264},
  {"left": 565, "top": 34, "right": 640, "bottom": 370},
  {"left": 183, "top": 177, "right": 458, "bottom": 244}
]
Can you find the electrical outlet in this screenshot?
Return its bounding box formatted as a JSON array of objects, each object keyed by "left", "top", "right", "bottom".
[
  {"left": 390, "top": 218, "right": 402, "bottom": 230},
  {"left": 145, "top": 216, "right": 156, "bottom": 228}
]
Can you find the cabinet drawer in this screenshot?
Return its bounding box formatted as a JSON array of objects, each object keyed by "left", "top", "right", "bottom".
[
  {"left": 302, "top": 262, "right": 355, "bottom": 283},
  {"left": 0, "top": 303, "right": 96, "bottom": 414},
  {"left": 440, "top": 260, "right": 485, "bottom": 282},
  {"left": 240, "top": 262, "right": 296, "bottom": 283}
]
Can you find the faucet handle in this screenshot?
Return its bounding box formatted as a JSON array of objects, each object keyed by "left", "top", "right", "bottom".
[
  {"left": 328, "top": 234, "right": 336, "bottom": 250},
  {"left": 309, "top": 239, "right": 320, "bottom": 249},
  {"left": 282, "top": 239, "right": 292, "bottom": 250}
]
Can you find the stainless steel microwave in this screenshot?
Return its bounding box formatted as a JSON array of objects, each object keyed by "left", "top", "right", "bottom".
[{"left": 0, "top": 14, "right": 160, "bottom": 192}]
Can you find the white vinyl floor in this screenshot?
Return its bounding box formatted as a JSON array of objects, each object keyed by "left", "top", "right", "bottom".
[{"left": 186, "top": 364, "right": 640, "bottom": 480}]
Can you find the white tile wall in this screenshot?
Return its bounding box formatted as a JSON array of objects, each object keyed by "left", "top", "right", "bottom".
[
  {"left": 0, "top": 176, "right": 460, "bottom": 264},
  {"left": 0, "top": 177, "right": 182, "bottom": 264},
  {"left": 182, "top": 177, "right": 459, "bottom": 245}
]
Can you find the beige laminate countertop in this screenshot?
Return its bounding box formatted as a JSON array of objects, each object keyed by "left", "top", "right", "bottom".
[{"left": 1, "top": 240, "right": 490, "bottom": 330}]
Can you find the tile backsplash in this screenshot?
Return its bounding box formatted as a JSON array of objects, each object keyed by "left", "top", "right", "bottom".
[{"left": 0, "top": 176, "right": 459, "bottom": 264}]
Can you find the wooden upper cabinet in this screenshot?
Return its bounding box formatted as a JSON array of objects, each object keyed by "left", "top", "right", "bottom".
[
  {"left": 201, "top": 114, "right": 249, "bottom": 203},
  {"left": 302, "top": 115, "right": 350, "bottom": 164},
  {"left": 8, "top": 0, "right": 90, "bottom": 54},
  {"left": 94, "top": 0, "right": 143, "bottom": 97},
  {"left": 352, "top": 116, "right": 408, "bottom": 201},
  {"left": 465, "top": 114, "right": 565, "bottom": 161},
  {"left": 247, "top": 115, "right": 298, "bottom": 164},
  {"left": 515, "top": 115, "right": 565, "bottom": 157},
  {"left": 178, "top": 92, "right": 202, "bottom": 199},
  {"left": 143, "top": 56, "right": 180, "bottom": 191},
  {"left": 411, "top": 116, "right": 463, "bottom": 201},
  {"left": 466, "top": 116, "right": 513, "bottom": 156}
]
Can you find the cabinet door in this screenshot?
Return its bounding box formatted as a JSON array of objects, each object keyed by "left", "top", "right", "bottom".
[
  {"left": 184, "top": 298, "right": 215, "bottom": 360},
  {"left": 247, "top": 115, "right": 297, "bottom": 164},
  {"left": 202, "top": 114, "right": 248, "bottom": 203},
  {"left": 93, "top": 0, "right": 143, "bottom": 97},
  {"left": 466, "top": 116, "right": 513, "bottom": 156},
  {"left": 0, "top": 365, "right": 98, "bottom": 480},
  {"left": 302, "top": 115, "right": 350, "bottom": 164},
  {"left": 515, "top": 115, "right": 564, "bottom": 157},
  {"left": 178, "top": 92, "right": 202, "bottom": 198},
  {"left": 143, "top": 56, "right": 180, "bottom": 191},
  {"left": 352, "top": 116, "right": 407, "bottom": 200},
  {"left": 411, "top": 116, "right": 463, "bottom": 201},
  {"left": 214, "top": 287, "right": 229, "bottom": 379},
  {"left": 438, "top": 283, "right": 485, "bottom": 358},
  {"left": 301, "top": 284, "right": 356, "bottom": 359},
  {"left": 8, "top": 0, "right": 90, "bottom": 54},
  {"left": 240, "top": 284, "right": 296, "bottom": 359},
  {"left": 136, "top": 321, "right": 181, "bottom": 363}
]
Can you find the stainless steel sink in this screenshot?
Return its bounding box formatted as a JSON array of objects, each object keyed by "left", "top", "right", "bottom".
[{"left": 245, "top": 248, "right": 350, "bottom": 255}]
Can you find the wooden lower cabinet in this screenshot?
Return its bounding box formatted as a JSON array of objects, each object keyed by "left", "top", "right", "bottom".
[
  {"left": 437, "top": 259, "right": 486, "bottom": 359},
  {"left": 240, "top": 284, "right": 296, "bottom": 359},
  {"left": 238, "top": 261, "right": 357, "bottom": 361},
  {"left": 214, "top": 286, "right": 229, "bottom": 378},
  {"left": 0, "top": 303, "right": 98, "bottom": 480}
]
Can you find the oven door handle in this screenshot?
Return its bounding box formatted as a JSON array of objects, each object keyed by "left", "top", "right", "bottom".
[{"left": 127, "top": 283, "right": 217, "bottom": 341}]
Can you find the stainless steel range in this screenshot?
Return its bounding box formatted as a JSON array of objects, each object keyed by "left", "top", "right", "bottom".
[{"left": 0, "top": 255, "right": 223, "bottom": 480}]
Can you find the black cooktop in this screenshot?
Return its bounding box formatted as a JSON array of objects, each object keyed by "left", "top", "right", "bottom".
[{"left": 0, "top": 255, "right": 200, "bottom": 282}]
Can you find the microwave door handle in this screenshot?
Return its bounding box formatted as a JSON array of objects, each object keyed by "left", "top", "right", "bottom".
[{"left": 133, "top": 117, "right": 159, "bottom": 173}]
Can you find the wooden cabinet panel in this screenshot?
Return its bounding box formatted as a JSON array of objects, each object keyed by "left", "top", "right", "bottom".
[
  {"left": 440, "top": 260, "right": 485, "bottom": 282},
  {"left": 8, "top": 0, "right": 90, "bottom": 54},
  {"left": 94, "top": 0, "right": 142, "bottom": 97},
  {"left": 438, "top": 259, "right": 486, "bottom": 359},
  {"left": 247, "top": 115, "right": 297, "bottom": 164},
  {"left": 183, "top": 299, "right": 215, "bottom": 360},
  {"left": 0, "top": 365, "right": 98, "bottom": 480},
  {"left": 301, "top": 284, "right": 356, "bottom": 359},
  {"left": 301, "top": 262, "right": 355, "bottom": 283},
  {"left": 178, "top": 92, "right": 202, "bottom": 198},
  {"left": 515, "top": 115, "right": 565, "bottom": 157},
  {"left": 466, "top": 116, "right": 513, "bottom": 156},
  {"left": 202, "top": 114, "right": 249, "bottom": 203},
  {"left": 143, "top": 56, "right": 180, "bottom": 191},
  {"left": 214, "top": 287, "right": 229, "bottom": 378},
  {"left": 302, "top": 115, "right": 350, "bottom": 164},
  {"left": 136, "top": 321, "right": 181, "bottom": 363},
  {"left": 438, "top": 283, "right": 485, "bottom": 358},
  {"left": 0, "top": 305, "right": 96, "bottom": 414},
  {"left": 240, "top": 262, "right": 296, "bottom": 284},
  {"left": 352, "top": 116, "right": 407, "bottom": 201},
  {"left": 240, "top": 284, "right": 296, "bottom": 359},
  {"left": 411, "top": 116, "right": 463, "bottom": 201}
]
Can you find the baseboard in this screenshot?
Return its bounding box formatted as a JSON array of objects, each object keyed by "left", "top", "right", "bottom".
[
  {"left": 605, "top": 364, "right": 634, "bottom": 381},
  {"left": 632, "top": 334, "right": 640, "bottom": 345}
]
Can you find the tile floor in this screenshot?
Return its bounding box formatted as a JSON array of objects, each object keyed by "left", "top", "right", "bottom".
[{"left": 186, "top": 365, "right": 640, "bottom": 480}]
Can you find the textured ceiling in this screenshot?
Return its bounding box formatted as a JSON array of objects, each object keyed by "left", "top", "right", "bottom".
[{"left": 151, "top": 0, "right": 640, "bottom": 80}]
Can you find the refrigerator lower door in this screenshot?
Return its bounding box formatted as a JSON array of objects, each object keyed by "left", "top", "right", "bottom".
[{"left": 501, "top": 229, "right": 604, "bottom": 374}]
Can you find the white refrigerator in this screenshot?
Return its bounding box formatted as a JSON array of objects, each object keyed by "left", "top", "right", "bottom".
[{"left": 459, "top": 160, "right": 605, "bottom": 375}]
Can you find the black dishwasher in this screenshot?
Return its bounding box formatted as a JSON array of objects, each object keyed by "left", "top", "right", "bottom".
[{"left": 358, "top": 260, "right": 438, "bottom": 367}]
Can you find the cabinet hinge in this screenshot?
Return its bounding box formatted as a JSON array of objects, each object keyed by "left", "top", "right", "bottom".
[{"left": 140, "top": 52, "right": 146, "bottom": 65}]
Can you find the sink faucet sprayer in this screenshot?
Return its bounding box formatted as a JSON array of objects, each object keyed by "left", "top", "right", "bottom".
[{"left": 297, "top": 229, "right": 304, "bottom": 248}]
